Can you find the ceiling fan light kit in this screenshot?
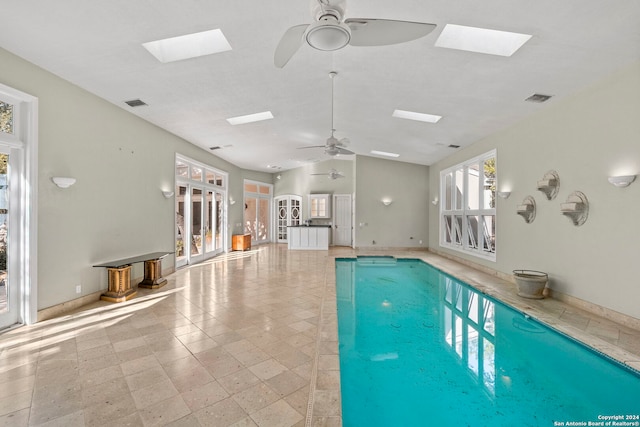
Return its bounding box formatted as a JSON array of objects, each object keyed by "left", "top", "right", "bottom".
[{"left": 306, "top": 18, "right": 351, "bottom": 51}]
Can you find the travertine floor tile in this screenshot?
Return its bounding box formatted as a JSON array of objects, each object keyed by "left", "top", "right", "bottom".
[{"left": 0, "top": 244, "right": 638, "bottom": 427}]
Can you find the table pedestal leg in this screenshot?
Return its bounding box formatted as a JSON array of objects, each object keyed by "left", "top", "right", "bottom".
[
  {"left": 101, "top": 265, "right": 137, "bottom": 302},
  {"left": 138, "top": 259, "right": 167, "bottom": 289}
]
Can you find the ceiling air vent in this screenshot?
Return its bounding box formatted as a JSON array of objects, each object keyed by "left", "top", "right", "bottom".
[
  {"left": 124, "top": 99, "right": 147, "bottom": 107},
  {"left": 209, "top": 146, "right": 221, "bottom": 151},
  {"left": 525, "top": 93, "right": 552, "bottom": 103},
  {"left": 448, "top": 144, "right": 461, "bottom": 149}
]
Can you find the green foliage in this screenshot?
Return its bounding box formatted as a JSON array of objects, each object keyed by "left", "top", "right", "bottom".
[{"left": 0, "top": 154, "right": 7, "bottom": 175}]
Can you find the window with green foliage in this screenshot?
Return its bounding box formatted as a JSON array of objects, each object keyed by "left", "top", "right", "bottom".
[
  {"left": 0, "top": 102, "right": 13, "bottom": 135},
  {"left": 440, "top": 150, "right": 497, "bottom": 260}
]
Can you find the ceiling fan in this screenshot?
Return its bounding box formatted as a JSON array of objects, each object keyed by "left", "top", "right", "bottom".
[
  {"left": 298, "top": 71, "right": 355, "bottom": 156},
  {"left": 311, "top": 168, "right": 345, "bottom": 180},
  {"left": 274, "top": 0, "right": 436, "bottom": 68}
]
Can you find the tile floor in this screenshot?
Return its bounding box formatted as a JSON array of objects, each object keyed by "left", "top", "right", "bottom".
[{"left": 1, "top": 244, "right": 639, "bottom": 427}]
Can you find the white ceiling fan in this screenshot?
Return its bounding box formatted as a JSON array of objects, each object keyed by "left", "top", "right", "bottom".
[
  {"left": 274, "top": 0, "right": 437, "bottom": 68},
  {"left": 298, "top": 71, "right": 355, "bottom": 157},
  {"left": 311, "top": 168, "right": 345, "bottom": 180}
]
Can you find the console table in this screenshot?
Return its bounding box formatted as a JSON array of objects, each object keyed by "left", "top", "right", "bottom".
[{"left": 93, "top": 251, "right": 172, "bottom": 302}]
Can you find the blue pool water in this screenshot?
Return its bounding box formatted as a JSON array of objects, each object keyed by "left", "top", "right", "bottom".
[{"left": 335, "top": 257, "right": 640, "bottom": 427}]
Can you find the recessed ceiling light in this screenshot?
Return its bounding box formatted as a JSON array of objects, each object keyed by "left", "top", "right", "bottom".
[
  {"left": 227, "top": 111, "right": 274, "bottom": 125},
  {"left": 143, "top": 29, "right": 232, "bottom": 63},
  {"left": 392, "top": 109, "right": 442, "bottom": 124},
  {"left": 371, "top": 150, "right": 400, "bottom": 158},
  {"left": 435, "top": 24, "right": 532, "bottom": 57}
]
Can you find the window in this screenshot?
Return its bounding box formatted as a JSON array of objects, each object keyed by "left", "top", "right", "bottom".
[{"left": 440, "top": 150, "right": 496, "bottom": 260}]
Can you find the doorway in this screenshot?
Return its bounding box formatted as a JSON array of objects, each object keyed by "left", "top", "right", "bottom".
[
  {"left": 175, "top": 157, "right": 227, "bottom": 268},
  {"left": 275, "top": 195, "right": 302, "bottom": 243},
  {"left": 333, "top": 194, "right": 353, "bottom": 247},
  {"left": 0, "top": 84, "right": 38, "bottom": 329}
]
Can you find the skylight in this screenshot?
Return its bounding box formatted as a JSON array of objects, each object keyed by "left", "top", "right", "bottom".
[
  {"left": 226, "top": 111, "right": 274, "bottom": 125},
  {"left": 435, "top": 24, "right": 532, "bottom": 57},
  {"left": 143, "top": 29, "right": 232, "bottom": 63},
  {"left": 371, "top": 150, "right": 400, "bottom": 158},
  {"left": 392, "top": 109, "right": 442, "bottom": 124}
]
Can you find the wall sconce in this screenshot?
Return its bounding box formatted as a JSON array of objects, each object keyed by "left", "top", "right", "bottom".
[
  {"left": 381, "top": 198, "right": 392, "bottom": 206},
  {"left": 51, "top": 177, "right": 76, "bottom": 188},
  {"left": 431, "top": 197, "right": 439, "bottom": 206},
  {"left": 561, "top": 191, "right": 589, "bottom": 226},
  {"left": 516, "top": 196, "right": 536, "bottom": 224},
  {"left": 608, "top": 175, "right": 636, "bottom": 188},
  {"left": 161, "top": 190, "right": 174, "bottom": 199},
  {"left": 497, "top": 191, "right": 511, "bottom": 199},
  {"left": 537, "top": 170, "right": 560, "bottom": 200},
  {"left": 229, "top": 197, "right": 236, "bottom": 205},
  {"left": 276, "top": 174, "right": 282, "bottom": 180}
]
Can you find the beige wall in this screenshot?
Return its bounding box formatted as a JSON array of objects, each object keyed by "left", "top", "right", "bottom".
[
  {"left": 429, "top": 61, "right": 640, "bottom": 320},
  {"left": 1, "top": 47, "right": 271, "bottom": 310},
  {"left": 355, "top": 156, "right": 429, "bottom": 249}
]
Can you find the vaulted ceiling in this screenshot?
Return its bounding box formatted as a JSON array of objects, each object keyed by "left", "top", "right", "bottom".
[{"left": 1, "top": 1, "right": 639, "bottom": 172}]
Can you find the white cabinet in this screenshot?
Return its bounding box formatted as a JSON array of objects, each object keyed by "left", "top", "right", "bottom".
[
  {"left": 288, "top": 227, "right": 330, "bottom": 250},
  {"left": 309, "top": 194, "right": 331, "bottom": 218}
]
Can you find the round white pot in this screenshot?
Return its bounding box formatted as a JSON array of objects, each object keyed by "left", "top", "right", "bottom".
[{"left": 513, "top": 270, "right": 548, "bottom": 299}]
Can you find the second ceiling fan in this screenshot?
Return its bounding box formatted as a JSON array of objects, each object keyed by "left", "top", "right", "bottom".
[{"left": 298, "top": 71, "right": 354, "bottom": 157}]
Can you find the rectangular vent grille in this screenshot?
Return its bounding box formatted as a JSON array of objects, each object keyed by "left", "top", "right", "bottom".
[
  {"left": 448, "top": 144, "right": 461, "bottom": 149},
  {"left": 525, "top": 93, "right": 552, "bottom": 103},
  {"left": 124, "top": 99, "right": 147, "bottom": 107},
  {"left": 209, "top": 146, "right": 221, "bottom": 151}
]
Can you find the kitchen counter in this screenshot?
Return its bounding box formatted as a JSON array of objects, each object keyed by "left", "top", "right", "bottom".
[{"left": 287, "top": 226, "right": 330, "bottom": 250}]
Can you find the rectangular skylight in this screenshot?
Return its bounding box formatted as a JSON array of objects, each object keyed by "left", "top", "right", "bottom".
[
  {"left": 392, "top": 109, "right": 442, "bottom": 124},
  {"left": 226, "top": 111, "right": 274, "bottom": 125},
  {"left": 371, "top": 150, "right": 400, "bottom": 158},
  {"left": 143, "top": 29, "right": 232, "bottom": 63},
  {"left": 435, "top": 24, "right": 531, "bottom": 57}
]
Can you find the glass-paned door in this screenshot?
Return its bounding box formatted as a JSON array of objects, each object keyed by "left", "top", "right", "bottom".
[
  {"left": 176, "top": 184, "right": 188, "bottom": 267},
  {"left": 275, "top": 195, "right": 301, "bottom": 243},
  {"left": 190, "top": 187, "right": 204, "bottom": 263},
  {"left": 0, "top": 152, "right": 10, "bottom": 318},
  {"left": 243, "top": 181, "right": 272, "bottom": 244}
]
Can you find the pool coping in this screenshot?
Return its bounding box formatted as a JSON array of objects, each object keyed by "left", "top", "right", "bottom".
[{"left": 308, "top": 249, "right": 640, "bottom": 426}]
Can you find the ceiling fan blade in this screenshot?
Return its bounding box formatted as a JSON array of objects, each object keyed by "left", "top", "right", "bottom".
[
  {"left": 335, "top": 146, "right": 354, "bottom": 155},
  {"left": 297, "top": 145, "right": 326, "bottom": 150},
  {"left": 345, "top": 19, "right": 436, "bottom": 47},
  {"left": 274, "top": 24, "right": 309, "bottom": 68}
]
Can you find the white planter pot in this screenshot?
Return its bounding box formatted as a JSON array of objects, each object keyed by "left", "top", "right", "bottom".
[{"left": 513, "top": 270, "right": 548, "bottom": 299}]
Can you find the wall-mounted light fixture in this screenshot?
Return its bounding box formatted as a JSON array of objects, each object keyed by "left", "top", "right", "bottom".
[
  {"left": 52, "top": 177, "right": 76, "bottom": 188},
  {"left": 431, "top": 196, "right": 439, "bottom": 205},
  {"left": 381, "top": 198, "right": 393, "bottom": 206},
  {"left": 497, "top": 191, "right": 511, "bottom": 199},
  {"left": 162, "top": 190, "right": 174, "bottom": 199},
  {"left": 276, "top": 174, "right": 282, "bottom": 180},
  {"left": 537, "top": 170, "right": 560, "bottom": 200},
  {"left": 607, "top": 175, "right": 636, "bottom": 188},
  {"left": 229, "top": 197, "right": 236, "bottom": 205}
]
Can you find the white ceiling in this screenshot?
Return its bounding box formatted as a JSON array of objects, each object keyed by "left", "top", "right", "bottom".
[{"left": 1, "top": 1, "right": 639, "bottom": 172}]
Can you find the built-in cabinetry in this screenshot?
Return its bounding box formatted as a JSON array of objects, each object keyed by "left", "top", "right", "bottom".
[
  {"left": 309, "top": 194, "right": 331, "bottom": 218},
  {"left": 288, "top": 226, "right": 330, "bottom": 250}
]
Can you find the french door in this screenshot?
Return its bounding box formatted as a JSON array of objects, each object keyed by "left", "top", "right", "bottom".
[
  {"left": 0, "top": 83, "right": 37, "bottom": 329},
  {"left": 275, "top": 195, "right": 302, "bottom": 243},
  {"left": 244, "top": 181, "right": 272, "bottom": 245}
]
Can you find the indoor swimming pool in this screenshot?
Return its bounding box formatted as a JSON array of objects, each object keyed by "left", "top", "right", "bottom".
[{"left": 335, "top": 257, "right": 640, "bottom": 427}]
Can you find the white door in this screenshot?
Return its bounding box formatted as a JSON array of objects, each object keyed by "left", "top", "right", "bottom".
[
  {"left": 333, "top": 194, "right": 352, "bottom": 247},
  {"left": 275, "top": 195, "right": 302, "bottom": 243}
]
